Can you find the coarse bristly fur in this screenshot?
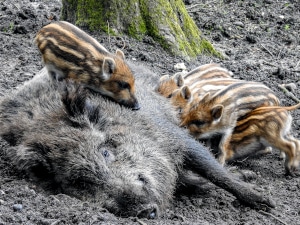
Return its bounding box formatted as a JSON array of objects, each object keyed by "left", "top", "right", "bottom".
[
  {"left": 35, "top": 21, "right": 140, "bottom": 110},
  {"left": 182, "top": 63, "right": 240, "bottom": 98},
  {"left": 156, "top": 63, "right": 235, "bottom": 100},
  {"left": 155, "top": 72, "right": 184, "bottom": 98},
  {"left": 156, "top": 64, "right": 279, "bottom": 116},
  {"left": 183, "top": 63, "right": 233, "bottom": 83},
  {"left": 227, "top": 104, "right": 300, "bottom": 175},
  {"left": 180, "top": 82, "right": 280, "bottom": 164},
  {"left": 156, "top": 64, "right": 280, "bottom": 165},
  {"left": 0, "top": 64, "right": 275, "bottom": 219}
]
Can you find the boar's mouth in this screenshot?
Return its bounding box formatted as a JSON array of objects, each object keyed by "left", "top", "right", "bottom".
[
  {"left": 106, "top": 203, "right": 159, "bottom": 219},
  {"left": 136, "top": 204, "right": 158, "bottom": 219},
  {"left": 103, "top": 195, "right": 159, "bottom": 219}
]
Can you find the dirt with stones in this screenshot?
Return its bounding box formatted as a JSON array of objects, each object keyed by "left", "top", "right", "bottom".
[{"left": 0, "top": 0, "right": 299, "bottom": 224}]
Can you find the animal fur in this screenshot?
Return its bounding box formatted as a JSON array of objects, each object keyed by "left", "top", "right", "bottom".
[
  {"left": 0, "top": 64, "right": 275, "bottom": 218},
  {"left": 35, "top": 21, "right": 140, "bottom": 110}
]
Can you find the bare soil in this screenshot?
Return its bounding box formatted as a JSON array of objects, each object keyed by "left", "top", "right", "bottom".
[{"left": 0, "top": 0, "right": 299, "bottom": 224}]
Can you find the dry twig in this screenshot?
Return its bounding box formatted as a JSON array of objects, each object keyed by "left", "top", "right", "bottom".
[
  {"left": 295, "top": 60, "right": 300, "bottom": 69},
  {"left": 278, "top": 84, "right": 300, "bottom": 103},
  {"left": 259, "top": 210, "right": 288, "bottom": 225},
  {"left": 107, "top": 20, "right": 111, "bottom": 50},
  {"left": 50, "top": 220, "right": 60, "bottom": 225},
  {"left": 186, "top": 3, "right": 203, "bottom": 10},
  {"left": 186, "top": 1, "right": 218, "bottom": 12},
  {"left": 260, "top": 44, "right": 275, "bottom": 57},
  {"left": 135, "top": 219, "right": 148, "bottom": 225},
  {"left": 262, "top": 61, "right": 277, "bottom": 67}
]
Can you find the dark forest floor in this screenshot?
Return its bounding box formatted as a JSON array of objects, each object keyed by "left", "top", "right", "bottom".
[{"left": 0, "top": 0, "right": 299, "bottom": 224}]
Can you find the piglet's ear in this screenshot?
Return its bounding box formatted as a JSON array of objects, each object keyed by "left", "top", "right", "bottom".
[
  {"left": 181, "top": 86, "right": 192, "bottom": 100},
  {"left": 200, "top": 92, "right": 210, "bottom": 103},
  {"left": 116, "top": 49, "right": 125, "bottom": 60},
  {"left": 173, "top": 73, "right": 184, "bottom": 87},
  {"left": 211, "top": 105, "right": 223, "bottom": 120},
  {"left": 159, "top": 75, "right": 171, "bottom": 82},
  {"left": 102, "top": 57, "right": 116, "bottom": 81}
]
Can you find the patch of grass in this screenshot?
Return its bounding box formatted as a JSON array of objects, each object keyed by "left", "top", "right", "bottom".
[
  {"left": 284, "top": 24, "right": 290, "bottom": 30},
  {"left": 9, "top": 22, "right": 14, "bottom": 32}
]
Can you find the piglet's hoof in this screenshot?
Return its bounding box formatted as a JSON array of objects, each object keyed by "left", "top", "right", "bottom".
[{"left": 285, "top": 170, "right": 300, "bottom": 178}]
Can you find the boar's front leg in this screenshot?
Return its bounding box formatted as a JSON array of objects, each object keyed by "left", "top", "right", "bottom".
[{"left": 183, "top": 142, "right": 275, "bottom": 209}]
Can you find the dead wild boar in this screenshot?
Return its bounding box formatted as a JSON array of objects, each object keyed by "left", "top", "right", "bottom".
[{"left": 0, "top": 65, "right": 274, "bottom": 219}]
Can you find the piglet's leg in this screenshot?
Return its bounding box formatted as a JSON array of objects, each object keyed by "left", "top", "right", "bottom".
[{"left": 218, "top": 132, "right": 233, "bottom": 165}]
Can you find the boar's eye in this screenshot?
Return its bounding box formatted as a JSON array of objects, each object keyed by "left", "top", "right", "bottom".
[
  {"left": 97, "top": 145, "right": 115, "bottom": 163},
  {"left": 116, "top": 81, "right": 130, "bottom": 90},
  {"left": 138, "top": 174, "right": 148, "bottom": 184},
  {"left": 102, "top": 149, "right": 110, "bottom": 158},
  {"left": 190, "top": 120, "right": 205, "bottom": 127}
]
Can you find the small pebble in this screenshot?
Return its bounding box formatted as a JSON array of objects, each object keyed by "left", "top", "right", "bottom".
[
  {"left": 233, "top": 21, "right": 244, "bottom": 27},
  {"left": 149, "top": 211, "right": 156, "bottom": 219},
  {"left": 13, "top": 203, "right": 23, "bottom": 212},
  {"left": 245, "top": 35, "right": 257, "bottom": 44},
  {"left": 13, "top": 25, "right": 28, "bottom": 34},
  {"left": 294, "top": 120, "right": 300, "bottom": 126},
  {"left": 38, "top": 4, "right": 45, "bottom": 10},
  {"left": 29, "top": 189, "right": 36, "bottom": 195},
  {"left": 174, "top": 63, "right": 186, "bottom": 71}
]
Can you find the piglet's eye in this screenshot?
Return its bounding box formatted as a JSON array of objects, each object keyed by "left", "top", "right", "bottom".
[
  {"left": 190, "top": 120, "right": 205, "bottom": 127},
  {"left": 167, "top": 93, "right": 172, "bottom": 98},
  {"left": 117, "top": 81, "right": 130, "bottom": 89}
]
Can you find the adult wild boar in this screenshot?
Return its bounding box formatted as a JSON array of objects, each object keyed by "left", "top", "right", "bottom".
[{"left": 0, "top": 64, "right": 274, "bottom": 219}]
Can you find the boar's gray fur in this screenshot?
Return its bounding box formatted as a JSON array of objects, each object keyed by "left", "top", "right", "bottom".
[{"left": 0, "top": 64, "right": 274, "bottom": 218}]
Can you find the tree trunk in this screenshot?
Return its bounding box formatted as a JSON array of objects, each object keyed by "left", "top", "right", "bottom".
[{"left": 61, "top": 0, "right": 221, "bottom": 58}]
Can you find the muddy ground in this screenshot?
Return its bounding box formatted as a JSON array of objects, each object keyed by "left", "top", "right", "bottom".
[{"left": 0, "top": 0, "right": 299, "bottom": 224}]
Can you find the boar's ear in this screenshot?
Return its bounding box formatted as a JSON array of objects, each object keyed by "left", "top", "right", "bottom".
[
  {"left": 116, "top": 49, "right": 125, "bottom": 60},
  {"left": 60, "top": 81, "right": 88, "bottom": 117},
  {"left": 211, "top": 104, "right": 223, "bottom": 120},
  {"left": 173, "top": 73, "right": 184, "bottom": 87},
  {"left": 159, "top": 75, "right": 171, "bottom": 82},
  {"left": 102, "top": 57, "right": 116, "bottom": 81},
  {"left": 6, "top": 144, "right": 48, "bottom": 174},
  {"left": 181, "top": 86, "right": 192, "bottom": 100}
]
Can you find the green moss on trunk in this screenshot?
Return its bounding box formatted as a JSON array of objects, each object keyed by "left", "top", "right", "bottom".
[{"left": 61, "top": 0, "right": 222, "bottom": 58}]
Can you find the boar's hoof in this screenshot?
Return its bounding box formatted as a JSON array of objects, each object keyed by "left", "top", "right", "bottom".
[
  {"left": 241, "top": 193, "right": 276, "bottom": 210},
  {"left": 136, "top": 204, "right": 158, "bottom": 219}
]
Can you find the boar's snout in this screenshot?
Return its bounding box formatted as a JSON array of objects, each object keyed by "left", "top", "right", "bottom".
[{"left": 137, "top": 204, "right": 158, "bottom": 219}]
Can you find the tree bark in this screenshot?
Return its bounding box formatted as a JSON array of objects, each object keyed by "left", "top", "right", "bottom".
[{"left": 61, "top": 0, "right": 221, "bottom": 58}]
